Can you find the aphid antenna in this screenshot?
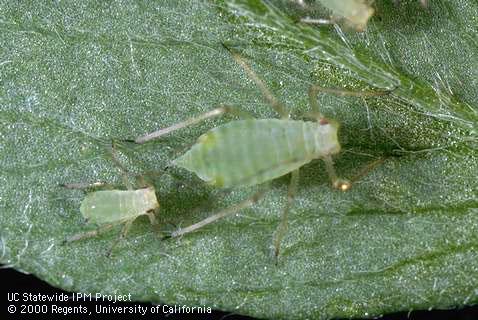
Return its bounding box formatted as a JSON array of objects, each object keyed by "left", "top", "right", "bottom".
[
  {"left": 110, "top": 139, "right": 135, "bottom": 190},
  {"left": 308, "top": 84, "right": 395, "bottom": 123},
  {"left": 134, "top": 104, "right": 254, "bottom": 144},
  {"left": 135, "top": 167, "right": 173, "bottom": 189},
  {"left": 308, "top": 85, "right": 393, "bottom": 112},
  {"left": 135, "top": 108, "right": 227, "bottom": 143},
  {"left": 221, "top": 43, "right": 290, "bottom": 119},
  {"left": 61, "top": 181, "right": 108, "bottom": 190},
  {"left": 111, "top": 139, "right": 172, "bottom": 191}
]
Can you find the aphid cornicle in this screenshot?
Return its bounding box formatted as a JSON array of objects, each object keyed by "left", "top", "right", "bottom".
[
  {"left": 136, "top": 46, "right": 387, "bottom": 258},
  {"left": 63, "top": 142, "right": 160, "bottom": 255}
]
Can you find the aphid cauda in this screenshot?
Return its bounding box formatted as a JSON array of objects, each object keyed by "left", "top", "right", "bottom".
[
  {"left": 135, "top": 46, "right": 388, "bottom": 257},
  {"left": 63, "top": 142, "right": 160, "bottom": 255}
]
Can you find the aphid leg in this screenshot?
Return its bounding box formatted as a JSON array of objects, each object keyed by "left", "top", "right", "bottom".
[
  {"left": 308, "top": 84, "right": 392, "bottom": 119},
  {"left": 106, "top": 220, "right": 134, "bottom": 257},
  {"left": 146, "top": 210, "right": 158, "bottom": 226},
  {"left": 322, "top": 155, "right": 351, "bottom": 191},
  {"left": 223, "top": 44, "right": 290, "bottom": 119},
  {"left": 64, "top": 224, "right": 115, "bottom": 243},
  {"left": 170, "top": 189, "right": 267, "bottom": 238},
  {"left": 322, "top": 156, "right": 385, "bottom": 191},
  {"left": 147, "top": 209, "right": 163, "bottom": 235},
  {"left": 135, "top": 105, "right": 254, "bottom": 144},
  {"left": 273, "top": 169, "right": 300, "bottom": 259},
  {"left": 348, "top": 157, "right": 385, "bottom": 185}
]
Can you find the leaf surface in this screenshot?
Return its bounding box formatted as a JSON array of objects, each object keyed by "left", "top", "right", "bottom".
[{"left": 1, "top": 1, "right": 477, "bottom": 319}]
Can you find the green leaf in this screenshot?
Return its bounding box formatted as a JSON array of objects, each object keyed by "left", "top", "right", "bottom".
[{"left": 1, "top": 0, "right": 477, "bottom": 319}]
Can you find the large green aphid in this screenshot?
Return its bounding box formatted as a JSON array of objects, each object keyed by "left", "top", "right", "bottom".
[
  {"left": 136, "top": 46, "right": 387, "bottom": 257},
  {"left": 63, "top": 143, "right": 160, "bottom": 255},
  {"left": 175, "top": 118, "right": 341, "bottom": 188}
]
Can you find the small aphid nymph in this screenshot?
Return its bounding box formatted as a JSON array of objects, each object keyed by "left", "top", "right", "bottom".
[
  {"left": 63, "top": 143, "right": 160, "bottom": 255},
  {"left": 79, "top": 187, "right": 158, "bottom": 226}
]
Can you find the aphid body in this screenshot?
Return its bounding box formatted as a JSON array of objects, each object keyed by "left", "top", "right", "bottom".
[
  {"left": 318, "top": 0, "right": 374, "bottom": 31},
  {"left": 80, "top": 187, "right": 159, "bottom": 224},
  {"left": 135, "top": 46, "right": 387, "bottom": 257},
  {"left": 175, "top": 119, "right": 340, "bottom": 188},
  {"left": 63, "top": 143, "right": 161, "bottom": 254}
]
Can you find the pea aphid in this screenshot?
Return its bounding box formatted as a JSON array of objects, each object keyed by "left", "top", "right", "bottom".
[
  {"left": 299, "top": 0, "right": 375, "bottom": 32},
  {"left": 63, "top": 143, "right": 160, "bottom": 255},
  {"left": 136, "top": 46, "right": 387, "bottom": 257}
]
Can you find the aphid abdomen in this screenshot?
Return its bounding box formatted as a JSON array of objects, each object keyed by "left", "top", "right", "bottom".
[
  {"left": 80, "top": 188, "right": 158, "bottom": 225},
  {"left": 174, "top": 119, "right": 339, "bottom": 188}
]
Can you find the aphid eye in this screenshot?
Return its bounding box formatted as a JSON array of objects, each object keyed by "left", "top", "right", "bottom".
[{"left": 319, "top": 118, "right": 330, "bottom": 126}]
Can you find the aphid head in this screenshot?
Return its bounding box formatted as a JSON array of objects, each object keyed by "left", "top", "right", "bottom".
[
  {"left": 143, "top": 187, "right": 160, "bottom": 211},
  {"left": 315, "top": 117, "right": 341, "bottom": 157}
]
